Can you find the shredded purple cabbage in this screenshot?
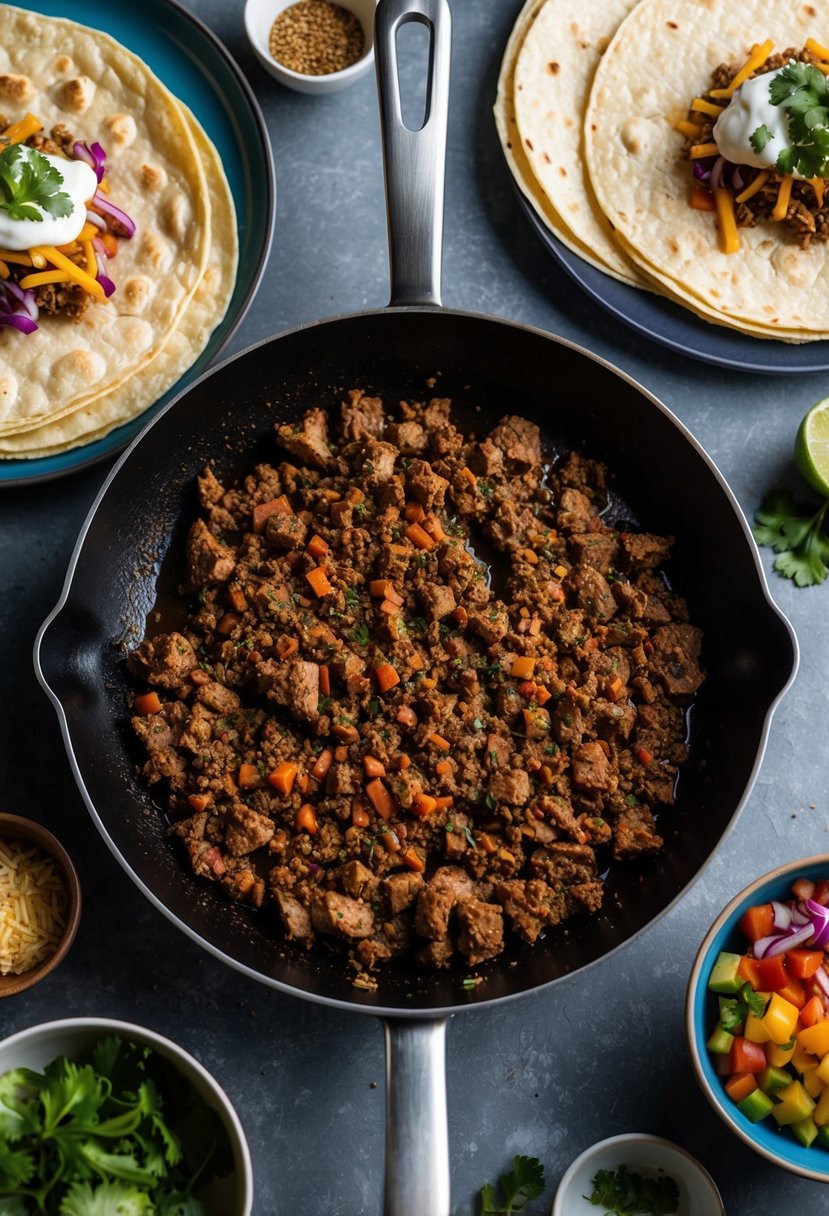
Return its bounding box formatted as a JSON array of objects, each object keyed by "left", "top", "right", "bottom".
[{"left": 91, "top": 191, "right": 136, "bottom": 239}]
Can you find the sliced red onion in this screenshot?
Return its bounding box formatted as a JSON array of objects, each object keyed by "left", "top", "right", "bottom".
[
  {"left": 91, "top": 191, "right": 135, "bottom": 239},
  {"left": 85, "top": 208, "right": 106, "bottom": 231},
  {"left": 2, "top": 281, "right": 38, "bottom": 321},
  {"left": 0, "top": 311, "right": 37, "bottom": 334},
  {"left": 693, "top": 158, "right": 713, "bottom": 181},
  {"left": 790, "top": 904, "right": 811, "bottom": 925},
  {"left": 802, "top": 899, "right": 829, "bottom": 949},
  {"left": 89, "top": 142, "right": 107, "bottom": 181},
  {"left": 754, "top": 923, "right": 816, "bottom": 958},
  {"left": 96, "top": 273, "right": 116, "bottom": 298},
  {"left": 731, "top": 166, "right": 746, "bottom": 193},
  {"left": 772, "top": 900, "right": 792, "bottom": 931},
  {"left": 74, "top": 140, "right": 107, "bottom": 182},
  {"left": 709, "top": 156, "right": 727, "bottom": 191}
]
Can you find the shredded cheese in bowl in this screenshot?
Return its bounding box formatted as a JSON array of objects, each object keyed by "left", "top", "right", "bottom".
[{"left": 0, "top": 838, "right": 68, "bottom": 976}]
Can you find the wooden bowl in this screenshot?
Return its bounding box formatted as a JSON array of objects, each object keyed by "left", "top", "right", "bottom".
[{"left": 0, "top": 812, "right": 81, "bottom": 997}]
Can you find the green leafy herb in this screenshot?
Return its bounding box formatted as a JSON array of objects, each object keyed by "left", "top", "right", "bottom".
[
  {"left": 0, "top": 144, "right": 73, "bottom": 222},
  {"left": 480, "top": 1155, "right": 545, "bottom": 1215},
  {"left": 719, "top": 982, "right": 767, "bottom": 1033},
  {"left": 749, "top": 122, "right": 773, "bottom": 153},
  {"left": 768, "top": 63, "right": 829, "bottom": 178},
  {"left": 472, "top": 717, "right": 485, "bottom": 731},
  {"left": 587, "top": 1164, "right": 679, "bottom": 1215},
  {"left": 352, "top": 622, "right": 370, "bottom": 645},
  {"left": 753, "top": 488, "right": 829, "bottom": 586},
  {"left": 344, "top": 587, "right": 360, "bottom": 607}
]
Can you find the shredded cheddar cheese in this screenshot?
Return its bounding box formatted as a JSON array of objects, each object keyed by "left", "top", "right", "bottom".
[
  {"left": 689, "top": 142, "right": 720, "bottom": 159},
  {"left": 772, "top": 175, "right": 793, "bottom": 221},
  {"left": 710, "top": 39, "right": 775, "bottom": 99},
  {"left": 714, "top": 187, "right": 740, "bottom": 254},
  {"left": 690, "top": 98, "right": 725, "bottom": 117},
  {"left": 805, "top": 37, "right": 829, "bottom": 62},
  {"left": 1, "top": 112, "right": 42, "bottom": 145},
  {"left": 19, "top": 270, "right": 72, "bottom": 289},
  {"left": 812, "top": 178, "right": 826, "bottom": 209},
  {"left": 0, "top": 839, "right": 68, "bottom": 976},
  {"left": 29, "top": 245, "right": 106, "bottom": 300},
  {"left": 735, "top": 170, "right": 770, "bottom": 204}
]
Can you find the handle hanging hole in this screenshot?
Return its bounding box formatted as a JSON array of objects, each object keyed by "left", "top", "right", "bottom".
[{"left": 394, "top": 16, "right": 433, "bottom": 132}]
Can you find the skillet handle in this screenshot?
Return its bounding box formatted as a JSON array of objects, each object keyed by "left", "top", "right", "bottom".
[
  {"left": 382, "top": 1016, "right": 450, "bottom": 1216},
  {"left": 375, "top": 0, "right": 451, "bottom": 308}
]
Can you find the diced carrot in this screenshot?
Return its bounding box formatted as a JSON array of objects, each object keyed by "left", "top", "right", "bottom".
[
  {"left": 346, "top": 487, "right": 364, "bottom": 505},
  {"left": 369, "top": 579, "right": 404, "bottom": 605},
  {"left": 312, "top": 748, "right": 334, "bottom": 779},
  {"left": 374, "top": 663, "right": 400, "bottom": 693},
  {"left": 518, "top": 680, "right": 537, "bottom": 699},
  {"left": 479, "top": 832, "right": 498, "bottom": 854},
  {"left": 788, "top": 950, "right": 825, "bottom": 980},
  {"left": 402, "top": 846, "right": 425, "bottom": 873},
  {"left": 636, "top": 747, "right": 653, "bottom": 766},
  {"left": 227, "top": 584, "right": 248, "bottom": 613},
  {"left": 306, "top": 567, "right": 333, "bottom": 598},
  {"left": 421, "top": 676, "right": 437, "bottom": 689},
  {"left": 516, "top": 547, "right": 539, "bottom": 565},
  {"left": 461, "top": 466, "right": 476, "bottom": 486},
  {"left": 800, "top": 995, "right": 825, "bottom": 1028},
  {"left": 296, "top": 804, "right": 318, "bottom": 834},
  {"left": 725, "top": 1073, "right": 758, "bottom": 1103},
  {"left": 297, "top": 772, "right": 310, "bottom": 794},
  {"left": 405, "top": 501, "right": 425, "bottom": 523},
  {"left": 408, "top": 651, "right": 425, "bottom": 671},
  {"left": 411, "top": 793, "right": 438, "bottom": 817},
  {"left": 366, "top": 778, "right": 396, "bottom": 821},
  {"left": 738, "top": 955, "right": 763, "bottom": 989},
  {"left": 396, "top": 705, "right": 418, "bottom": 727},
  {"left": 396, "top": 754, "right": 411, "bottom": 770},
  {"left": 238, "top": 763, "right": 259, "bottom": 789},
  {"left": 406, "top": 522, "right": 434, "bottom": 550},
  {"left": 510, "top": 656, "right": 536, "bottom": 680},
  {"left": 364, "top": 755, "right": 386, "bottom": 778},
  {"left": 267, "top": 761, "right": 298, "bottom": 795},
  {"left": 422, "top": 513, "right": 446, "bottom": 543},
  {"left": 535, "top": 686, "right": 552, "bottom": 706},
  {"left": 435, "top": 759, "right": 452, "bottom": 776},
  {"left": 606, "top": 675, "right": 624, "bottom": 702},
  {"left": 134, "top": 691, "right": 162, "bottom": 716},
  {"left": 217, "top": 612, "right": 241, "bottom": 636},
  {"left": 352, "top": 800, "right": 370, "bottom": 828},
  {"left": 334, "top": 745, "right": 349, "bottom": 761},
  {"left": 319, "top": 664, "right": 331, "bottom": 696},
  {"left": 307, "top": 534, "right": 330, "bottom": 560},
  {"left": 252, "top": 495, "right": 292, "bottom": 533},
  {"left": 738, "top": 904, "right": 775, "bottom": 943},
  {"left": 275, "top": 635, "right": 299, "bottom": 661},
  {"left": 380, "top": 598, "right": 401, "bottom": 616},
  {"left": 428, "top": 732, "right": 450, "bottom": 751},
  {"left": 188, "top": 793, "right": 211, "bottom": 812},
  {"left": 434, "top": 795, "right": 454, "bottom": 809},
  {"left": 453, "top": 605, "right": 468, "bottom": 629},
  {"left": 690, "top": 184, "right": 716, "bottom": 211},
  {"left": 381, "top": 830, "right": 401, "bottom": 853}
]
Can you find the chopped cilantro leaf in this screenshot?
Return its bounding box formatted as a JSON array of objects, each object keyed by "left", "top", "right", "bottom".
[
  {"left": 480, "top": 1155, "right": 545, "bottom": 1215},
  {"left": 587, "top": 1164, "right": 679, "bottom": 1215},
  {"left": 749, "top": 122, "right": 773, "bottom": 153},
  {"left": 0, "top": 144, "right": 73, "bottom": 222},
  {"left": 753, "top": 489, "right": 829, "bottom": 586}
]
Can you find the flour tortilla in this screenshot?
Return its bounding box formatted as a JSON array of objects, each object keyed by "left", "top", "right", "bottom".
[
  {"left": 0, "top": 5, "right": 212, "bottom": 434},
  {"left": 511, "top": 0, "right": 645, "bottom": 287},
  {"left": 0, "top": 109, "right": 238, "bottom": 456},
  {"left": 584, "top": 0, "right": 829, "bottom": 337}
]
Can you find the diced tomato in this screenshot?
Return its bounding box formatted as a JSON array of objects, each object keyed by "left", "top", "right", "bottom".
[
  {"left": 776, "top": 978, "right": 806, "bottom": 1009},
  {"left": 813, "top": 879, "right": 829, "bottom": 907},
  {"left": 729, "top": 1036, "right": 767, "bottom": 1075},
  {"left": 787, "top": 950, "right": 824, "bottom": 980},
  {"left": 738, "top": 904, "right": 774, "bottom": 943},
  {"left": 800, "top": 995, "right": 825, "bottom": 1028},
  {"left": 755, "top": 954, "right": 788, "bottom": 993},
  {"left": 737, "top": 955, "right": 763, "bottom": 989}
]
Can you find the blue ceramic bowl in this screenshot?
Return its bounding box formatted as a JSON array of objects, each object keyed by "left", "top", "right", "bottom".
[{"left": 687, "top": 855, "right": 829, "bottom": 1183}]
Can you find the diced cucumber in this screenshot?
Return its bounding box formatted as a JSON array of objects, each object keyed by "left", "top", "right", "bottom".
[
  {"left": 759, "top": 1065, "right": 791, "bottom": 1094},
  {"left": 738, "top": 1089, "right": 775, "bottom": 1123},
  {"left": 708, "top": 951, "right": 743, "bottom": 995},
  {"left": 707, "top": 1024, "right": 735, "bottom": 1054},
  {"left": 792, "top": 1116, "right": 819, "bottom": 1148},
  {"left": 718, "top": 995, "right": 743, "bottom": 1032},
  {"left": 817, "top": 1124, "right": 829, "bottom": 1149}
]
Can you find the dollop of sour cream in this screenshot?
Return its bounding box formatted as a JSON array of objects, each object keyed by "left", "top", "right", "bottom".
[
  {"left": 713, "top": 68, "right": 805, "bottom": 177},
  {"left": 0, "top": 148, "right": 98, "bottom": 252}
]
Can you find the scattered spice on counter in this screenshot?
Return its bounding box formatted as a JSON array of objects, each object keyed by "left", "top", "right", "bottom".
[
  {"left": 0, "top": 838, "right": 67, "bottom": 974},
  {"left": 269, "top": 0, "right": 365, "bottom": 76}
]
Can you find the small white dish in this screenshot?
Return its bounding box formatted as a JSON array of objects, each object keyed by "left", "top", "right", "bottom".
[
  {"left": 0, "top": 1018, "right": 253, "bottom": 1215},
  {"left": 245, "top": 0, "right": 377, "bottom": 94},
  {"left": 552, "top": 1133, "right": 724, "bottom": 1216}
]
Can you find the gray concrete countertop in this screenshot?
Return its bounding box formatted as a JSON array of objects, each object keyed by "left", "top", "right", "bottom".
[{"left": 1, "top": 1, "right": 827, "bottom": 1212}]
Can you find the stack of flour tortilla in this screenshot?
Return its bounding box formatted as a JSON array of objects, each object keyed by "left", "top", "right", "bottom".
[
  {"left": 0, "top": 5, "right": 238, "bottom": 458},
  {"left": 495, "top": 0, "right": 829, "bottom": 342}
]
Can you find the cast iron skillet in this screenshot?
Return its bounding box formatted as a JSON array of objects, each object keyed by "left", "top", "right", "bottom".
[{"left": 35, "top": 1, "right": 797, "bottom": 1212}]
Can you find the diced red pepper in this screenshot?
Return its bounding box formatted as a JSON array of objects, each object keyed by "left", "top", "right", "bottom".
[
  {"left": 755, "top": 954, "right": 788, "bottom": 993},
  {"left": 737, "top": 955, "right": 763, "bottom": 989},
  {"left": 738, "top": 903, "right": 774, "bottom": 943},
  {"left": 787, "top": 949, "right": 824, "bottom": 980},
  {"left": 776, "top": 978, "right": 806, "bottom": 1010},
  {"left": 729, "top": 1036, "right": 766, "bottom": 1075}
]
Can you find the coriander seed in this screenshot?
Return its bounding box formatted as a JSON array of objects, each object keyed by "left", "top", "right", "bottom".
[{"left": 268, "top": 0, "right": 365, "bottom": 76}]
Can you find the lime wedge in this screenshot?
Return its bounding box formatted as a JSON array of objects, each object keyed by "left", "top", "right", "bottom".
[{"left": 795, "top": 397, "right": 829, "bottom": 499}]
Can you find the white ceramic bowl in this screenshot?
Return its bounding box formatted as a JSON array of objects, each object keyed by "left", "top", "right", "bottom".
[
  {"left": 551, "top": 1134, "right": 723, "bottom": 1216},
  {"left": 0, "top": 1018, "right": 253, "bottom": 1215},
  {"left": 245, "top": 0, "right": 377, "bottom": 94}
]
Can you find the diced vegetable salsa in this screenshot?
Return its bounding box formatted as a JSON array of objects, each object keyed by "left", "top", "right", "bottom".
[{"left": 707, "top": 876, "right": 829, "bottom": 1150}]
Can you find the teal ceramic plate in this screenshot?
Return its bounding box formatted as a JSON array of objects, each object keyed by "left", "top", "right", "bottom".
[{"left": 2, "top": 0, "right": 274, "bottom": 486}]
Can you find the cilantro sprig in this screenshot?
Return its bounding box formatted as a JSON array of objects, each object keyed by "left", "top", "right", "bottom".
[
  {"left": 719, "top": 981, "right": 767, "bottom": 1032},
  {"left": 587, "top": 1164, "right": 679, "bottom": 1216},
  {"left": 480, "top": 1155, "right": 545, "bottom": 1214},
  {"left": 0, "top": 1037, "right": 228, "bottom": 1214},
  {"left": 753, "top": 488, "right": 829, "bottom": 586},
  {"left": 765, "top": 62, "right": 829, "bottom": 179},
  {"left": 0, "top": 143, "right": 72, "bottom": 222}
]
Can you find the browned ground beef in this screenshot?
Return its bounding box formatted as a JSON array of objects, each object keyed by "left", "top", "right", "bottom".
[
  {"left": 128, "top": 393, "right": 704, "bottom": 979},
  {"left": 687, "top": 48, "right": 829, "bottom": 249}
]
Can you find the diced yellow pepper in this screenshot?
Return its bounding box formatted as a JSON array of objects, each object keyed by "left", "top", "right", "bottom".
[
  {"left": 767, "top": 1039, "right": 796, "bottom": 1067},
  {"left": 745, "top": 1012, "right": 772, "bottom": 1044},
  {"left": 818, "top": 1054, "right": 829, "bottom": 1086},
  {"left": 798, "top": 1021, "right": 829, "bottom": 1057},
  {"left": 773, "top": 1080, "right": 817, "bottom": 1127},
  {"left": 803, "top": 1067, "right": 824, "bottom": 1100},
  {"left": 763, "top": 993, "right": 799, "bottom": 1044},
  {"left": 793, "top": 1041, "right": 818, "bottom": 1075},
  {"left": 814, "top": 1085, "right": 829, "bottom": 1127}
]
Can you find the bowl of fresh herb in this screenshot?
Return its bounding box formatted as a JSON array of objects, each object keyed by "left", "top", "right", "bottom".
[
  {"left": 551, "top": 1133, "right": 723, "bottom": 1216},
  {"left": 0, "top": 1018, "right": 252, "bottom": 1214}
]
